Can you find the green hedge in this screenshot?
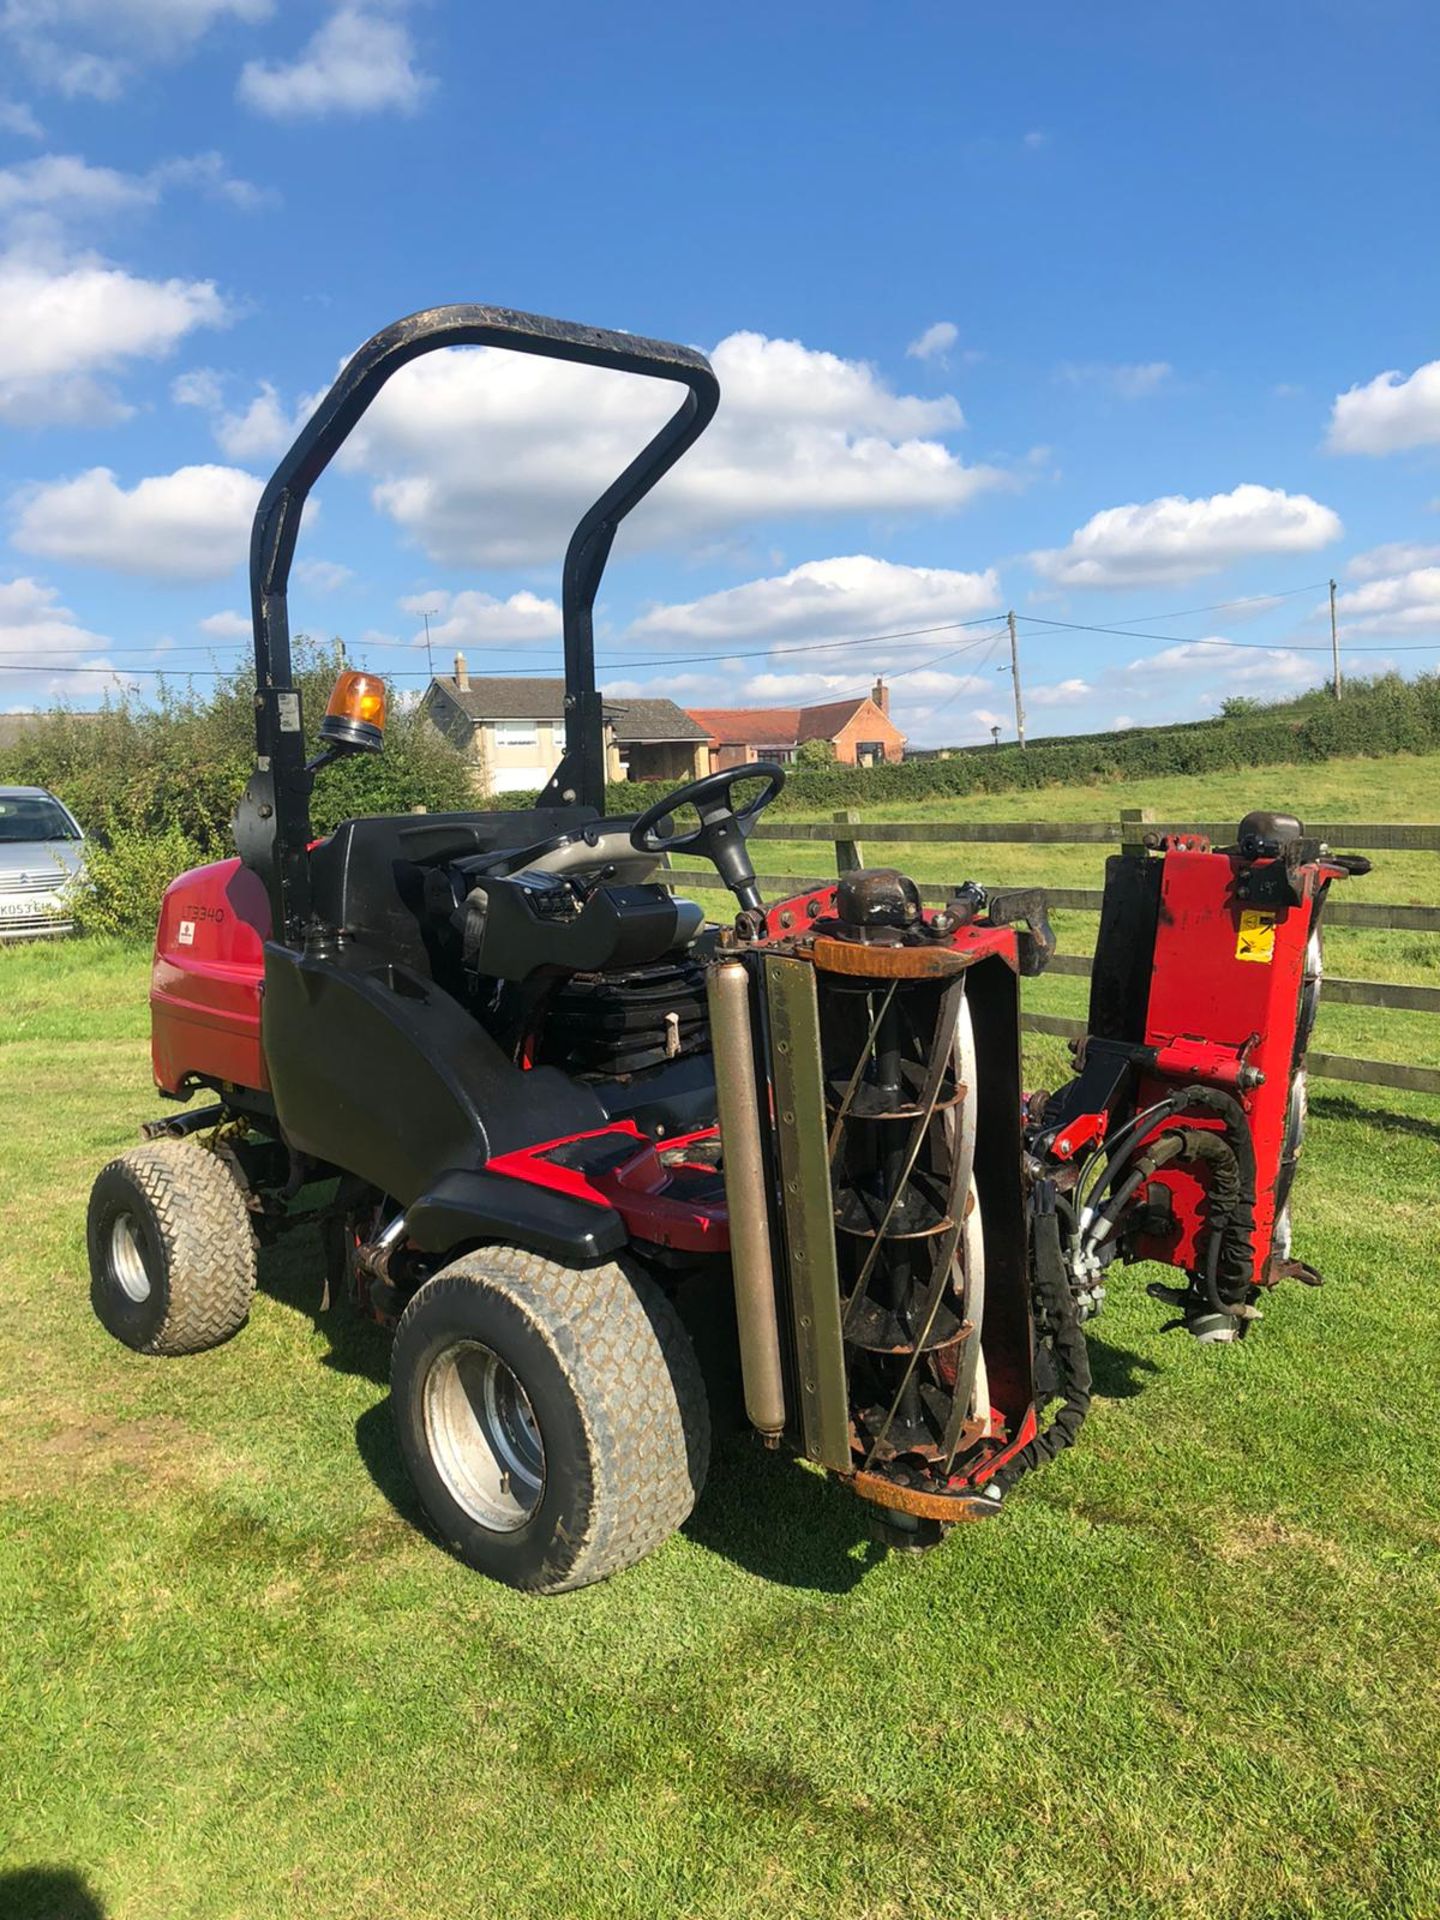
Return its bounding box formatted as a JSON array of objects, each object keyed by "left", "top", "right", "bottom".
[
  {"left": 0, "top": 642, "right": 474, "bottom": 938},
  {"left": 4, "top": 666, "right": 1436, "bottom": 938},
  {"left": 584, "top": 672, "right": 1440, "bottom": 817}
]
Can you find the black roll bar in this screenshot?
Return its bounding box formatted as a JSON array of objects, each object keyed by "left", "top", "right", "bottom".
[{"left": 240, "top": 305, "right": 720, "bottom": 943}]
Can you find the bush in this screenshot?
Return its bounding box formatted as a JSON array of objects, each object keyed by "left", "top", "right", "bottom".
[
  {"left": 795, "top": 738, "right": 837, "bottom": 768},
  {"left": 576, "top": 672, "right": 1440, "bottom": 817},
  {"left": 71, "top": 825, "right": 209, "bottom": 941},
  {"left": 0, "top": 639, "right": 475, "bottom": 870}
]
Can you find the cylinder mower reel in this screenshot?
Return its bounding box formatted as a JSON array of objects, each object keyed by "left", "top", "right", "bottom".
[{"left": 84, "top": 303, "right": 1368, "bottom": 1592}]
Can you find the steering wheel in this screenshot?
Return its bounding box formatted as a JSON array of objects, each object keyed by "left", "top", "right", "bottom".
[{"left": 629, "top": 762, "right": 786, "bottom": 913}]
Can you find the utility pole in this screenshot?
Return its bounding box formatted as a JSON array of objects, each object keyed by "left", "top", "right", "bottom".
[
  {"left": 421, "top": 609, "right": 437, "bottom": 681},
  {"left": 1007, "top": 609, "right": 1026, "bottom": 748},
  {"left": 1329, "top": 578, "right": 1342, "bottom": 700}
]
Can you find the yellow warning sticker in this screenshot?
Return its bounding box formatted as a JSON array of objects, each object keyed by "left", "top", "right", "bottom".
[{"left": 1235, "top": 909, "right": 1277, "bottom": 963}]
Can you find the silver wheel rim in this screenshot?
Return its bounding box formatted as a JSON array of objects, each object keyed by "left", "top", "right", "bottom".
[
  {"left": 109, "top": 1212, "right": 152, "bottom": 1303},
  {"left": 422, "top": 1339, "right": 545, "bottom": 1533}
]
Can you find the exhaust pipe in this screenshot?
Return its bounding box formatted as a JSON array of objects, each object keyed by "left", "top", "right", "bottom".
[{"left": 708, "top": 960, "right": 787, "bottom": 1441}]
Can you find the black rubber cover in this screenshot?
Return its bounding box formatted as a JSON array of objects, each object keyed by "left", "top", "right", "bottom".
[
  {"left": 406, "top": 1168, "right": 625, "bottom": 1266},
  {"left": 261, "top": 943, "right": 606, "bottom": 1205}
]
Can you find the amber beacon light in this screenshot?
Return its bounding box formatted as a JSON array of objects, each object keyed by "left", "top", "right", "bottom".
[{"left": 319, "top": 670, "right": 387, "bottom": 754}]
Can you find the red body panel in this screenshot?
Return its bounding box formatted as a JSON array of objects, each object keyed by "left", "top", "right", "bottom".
[
  {"left": 485, "top": 1124, "right": 730, "bottom": 1255},
  {"left": 151, "top": 857, "right": 270, "bottom": 1095},
  {"left": 1130, "top": 849, "right": 1318, "bottom": 1284}
]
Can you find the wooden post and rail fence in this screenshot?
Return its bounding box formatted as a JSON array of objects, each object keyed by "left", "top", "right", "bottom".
[{"left": 663, "top": 806, "right": 1440, "bottom": 1098}]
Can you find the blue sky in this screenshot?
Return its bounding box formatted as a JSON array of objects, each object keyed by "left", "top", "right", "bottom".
[{"left": 2, "top": 0, "right": 1438, "bottom": 746}]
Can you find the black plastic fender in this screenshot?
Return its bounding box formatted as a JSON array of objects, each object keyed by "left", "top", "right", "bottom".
[{"left": 405, "top": 1168, "right": 626, "bottom": 1268}]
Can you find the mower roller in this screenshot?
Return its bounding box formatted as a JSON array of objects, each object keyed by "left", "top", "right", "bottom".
[{"left": 86, "top": 306, "right": 1370, "bottom": 1590}]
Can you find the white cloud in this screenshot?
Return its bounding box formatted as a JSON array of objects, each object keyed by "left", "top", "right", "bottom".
[
  {"left": 0, "top": 572, "right": 124, "bottom": 701},
  {"left": 346, "top": 329, "right": 1004, "bottom": 567},
  {"left": 1028, "top": 676, "right": 1092, "bottom": 707},
  {"left": 907, "top": 320, "right": 958, "bottom": 362},
  {"left": 1057, "top": 360, "right": 1173, "bottom": 399},
  {"left": 629, "top": 554, "right": 1001, "bottom": 647},
  {"left": 212, "top": 380, "right": 295, "bottom": 460},
  {"left": 199, "top": 607, "right": 250, "bottom": 637},
  {"left": 172, "top": 370, "right": 310, "bottom": 460},
  {"left": 1334, "top": 567, "right": 1440, "bottom": 635},
  {"left": 2, "top": 0, "right": 273, "bottom": 100},
  {"left": 11, "top": 463, "right": 262, "bottom": 580},
  {"left": 0, "top": 248, "right": 229, "bottom": 424},
  {"left": 0, "top": 98, "right": 43, "bottom": 138},
  {"left": 400, "top": 587, "right": 562, "bottom": 650},
  {"left": 1327, "top": 359, "right": 1440, "bottom": 455},
  {"left": 0, "top": 151, "right": 153, "bottom": 220},
  {"left": 238, "top": 6, "right": 431, "bottom": 118},
  {"left": 1346, "top": 541, "right": 1440, "bottom": 581},
  {"left": 295, "top": 557, "right": 352, "bottom": 593},
  {"left": 171, "top": 366, "right": 224, "bottom": 410},
  {"left": 744, "top": 666, "right": 987, "bottom": 706},
  {"left": 1120, "top": 635, "right": 1316, "bottom": 693},
  {"left": 0, "top": 150, "right": 267, "bottom": 249},
  {"left": 1033, "top": 483, "right": 1342, "bottom": 588}
]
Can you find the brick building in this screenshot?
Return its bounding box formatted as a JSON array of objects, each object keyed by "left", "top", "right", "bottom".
[
  {"left": 687, "top": 680, "right": 905, "bottom": 772},
  {"left": 420, "top": 656, "right": 709, "bottom": 794}
]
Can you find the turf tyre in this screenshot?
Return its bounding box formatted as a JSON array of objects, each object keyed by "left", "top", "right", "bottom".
[
  {"left": 390, "top": 1248, "right": 710, "bottom": 1594},
  {"left": 88, "top": 1139, "right": 257, "bottom": 1356}
]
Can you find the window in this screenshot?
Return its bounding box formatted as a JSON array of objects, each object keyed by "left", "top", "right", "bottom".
[
  {"left": 0, "top": 794, "right": 81, "bottom": 843},
  {"left": 493, "top": 722, "right": 539, "bottom": 749}
]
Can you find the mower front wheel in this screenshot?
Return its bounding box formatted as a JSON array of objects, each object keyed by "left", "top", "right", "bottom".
[
  {"left": 88, "top": 1138, "right": 257, "bottom": 1356},
  {"left": 390, "top": 1248, "right": 710, "bottom": 1593}
]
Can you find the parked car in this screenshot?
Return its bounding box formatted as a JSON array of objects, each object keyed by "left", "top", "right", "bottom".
[{"left": 0, "top": 787, "right": 86, "bottom": 941}]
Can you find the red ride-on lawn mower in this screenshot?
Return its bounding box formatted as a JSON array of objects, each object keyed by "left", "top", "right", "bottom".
[{"left": 86, "top": 306, "right": 1369, "bottom": 1590}]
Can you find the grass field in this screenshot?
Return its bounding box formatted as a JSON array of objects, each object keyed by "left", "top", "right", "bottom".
[
  {"left": 747, "top": 750, "right": 1440, "bottom": 1075},
  {"left": 4, "top": 754, "right": 1440, "bottom": 1920}
]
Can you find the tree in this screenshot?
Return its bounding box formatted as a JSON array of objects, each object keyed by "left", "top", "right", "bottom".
[{"left": 796, "top": 737, "right": 837, "bottom": 768}]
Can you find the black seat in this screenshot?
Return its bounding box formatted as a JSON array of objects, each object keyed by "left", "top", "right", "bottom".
[{"left": 309, "top": 808, "right": 594, "bottom": 976}]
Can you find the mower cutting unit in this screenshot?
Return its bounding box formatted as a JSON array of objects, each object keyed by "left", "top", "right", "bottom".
[{"left": 86, "top": 307, "right": 1369, "bottom": 1589}]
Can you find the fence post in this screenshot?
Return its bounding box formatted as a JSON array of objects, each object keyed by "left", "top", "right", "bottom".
[
  {"left": 1119, "top": 806, "right": 1154, "bottom": 855},
  {"left": 834, "top": 809, "right": 866, "bottom": 875}
]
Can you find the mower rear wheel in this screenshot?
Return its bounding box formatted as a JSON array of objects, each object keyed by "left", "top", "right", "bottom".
[
  {"left": 88, "top": 1139, "right": 257, "bottom": 1356},
  {"left": 390, "top": 1248, "right": 710, "bottom": 1593}
]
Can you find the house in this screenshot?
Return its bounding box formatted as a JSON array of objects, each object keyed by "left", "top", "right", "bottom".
[
  {"left": 687, "top": 680, "right": 905, "bottom": 772},
  {"left": 420, "top": 655, "right": 710, "bottom": 793}
]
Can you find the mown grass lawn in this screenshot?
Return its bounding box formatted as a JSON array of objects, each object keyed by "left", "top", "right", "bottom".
[{"left": 4, "top": 755, "right": 1440, "bottom": 1920}]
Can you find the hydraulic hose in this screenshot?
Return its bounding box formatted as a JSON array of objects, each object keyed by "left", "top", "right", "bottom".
[
  {"left": 1173, "top": 1088, "right": 1258, "bottom": 1305},
  {"left": 991, "top": 1185, "right": 1091, "bottom": 1494}
]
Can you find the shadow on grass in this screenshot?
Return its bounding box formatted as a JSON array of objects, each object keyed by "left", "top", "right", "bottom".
[
  {"left": 683, "top": 1435, "right": 884, "bottom": 1592},
  {"left": 0, "top": 1866, "right": 106, "bottom": 1919},
  {"left": 256, "top": 1234, "right": 885, "bottom": 1594},
  {"left": 1085, "top": 1335, "right": 1162, "bottom": 1400},
  {"left": 257, "top": 1228, "right": 390, "bottom": 1386},
  {"left": 1310, "top": 1092, "right": 1440, "bottom": 1144}
]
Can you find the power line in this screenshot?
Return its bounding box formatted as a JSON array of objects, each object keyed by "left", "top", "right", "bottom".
[
  {"left": 3, "top": 570, "right": 1431, "bottom": 683},
  {"left": 1015, "top": 613, "right": 1436, "bottom": 654},
  {"left": 0, "top": 613, "right": 1010, "bottom": 670},
  {"left": 0, "top": 624, "right": 1015, "bottom": 681},
  {"left": 1033, "top": 580, "right": 1331, "bottom": 629}
]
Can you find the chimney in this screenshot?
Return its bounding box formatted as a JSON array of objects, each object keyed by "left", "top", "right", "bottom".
[
  {"left": 872, "top": 676, "right": 889, "bottom": 716},
  {"left": 454, "top": 650, "right": 469, "bottom": 693}
]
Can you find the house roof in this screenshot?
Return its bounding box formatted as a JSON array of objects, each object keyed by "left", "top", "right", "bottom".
[
  {"left": 688, "top": 697, "right": 895, "bottom": 748},
  {"left": 687, "top": 707, "right": 804, "bottom": 747},
  {"left": 605, "top": 699, "right": 709, "bottom": 743},
  {"left": 430, "top": 675, "right": 567, "bottom": 721},
  {"left": 426, "top": 676, "right": 706, "bottom": 742}
]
